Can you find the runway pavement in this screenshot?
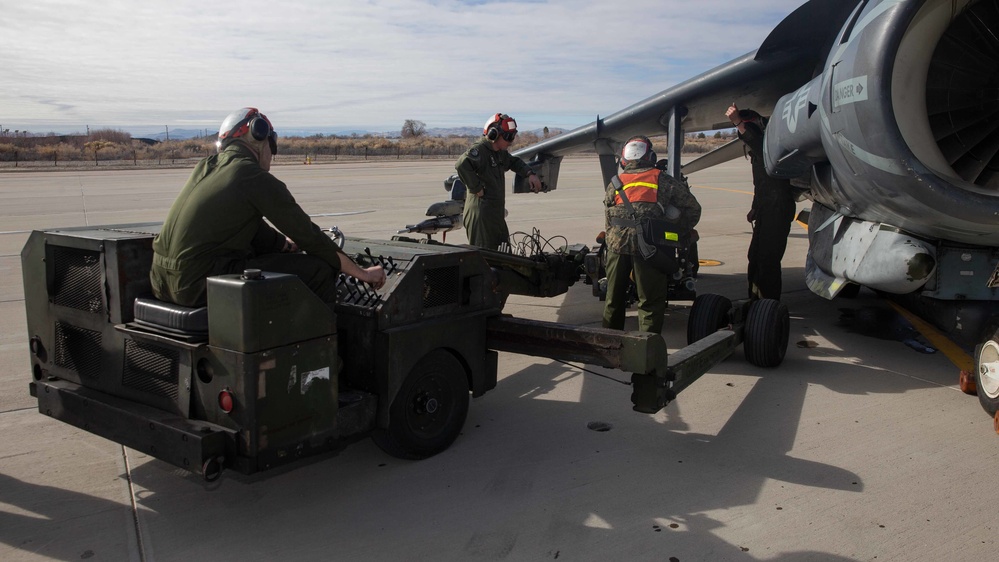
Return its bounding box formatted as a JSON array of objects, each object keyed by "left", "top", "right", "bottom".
[{"left": 1, "top": 157, "right": 997, "bottom": 561}]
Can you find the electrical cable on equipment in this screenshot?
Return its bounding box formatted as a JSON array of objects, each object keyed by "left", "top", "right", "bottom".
[
  {"left": 554, "top": 359, "right": 632, "bottom": 386},
  {"left": 504, "top": 227, "right": 633, "bottom": 386},
  {"left": 507, "top": 228, "right": 569, "bottom": 258}
]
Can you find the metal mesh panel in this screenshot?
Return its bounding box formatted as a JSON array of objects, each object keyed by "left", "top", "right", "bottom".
[
  {"left": 423, "top": 266, "right": 459, "bottom": 308},
  {"left": 51, "top": 247, "right": 104, "bottom": 314},
  {"left": 54, "top": 322, "right": 103, "bottom": 380},
  {"left": 123, "top": 339, "right": 179, "bottom": 400}
]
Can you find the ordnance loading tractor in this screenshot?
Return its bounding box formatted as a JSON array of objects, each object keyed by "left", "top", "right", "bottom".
[{"left": 22, "top": 223, "right": 788, "bottom": 481}]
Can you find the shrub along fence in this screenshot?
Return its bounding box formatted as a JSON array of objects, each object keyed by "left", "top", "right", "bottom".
[{"left": 0, "top": 131, "right": 734, "bottom": 169}]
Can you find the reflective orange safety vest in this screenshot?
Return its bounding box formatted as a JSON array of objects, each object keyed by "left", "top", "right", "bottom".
[{"left": 614, "top": 168, "right": 660, "bottom": 205}]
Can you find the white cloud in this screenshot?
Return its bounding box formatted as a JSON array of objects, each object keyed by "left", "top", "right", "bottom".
[{"left": 0, "top": 0, "right": 808, "bottom": 134}]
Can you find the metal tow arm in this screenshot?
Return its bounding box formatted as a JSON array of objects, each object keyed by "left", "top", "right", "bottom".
[{"left": 485, "top": 315, "right": 739, "bottom": 413}]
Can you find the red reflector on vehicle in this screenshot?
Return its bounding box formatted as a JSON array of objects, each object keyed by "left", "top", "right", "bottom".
[{"left": 218, "top": 389, "right": 234, "bottom": 413}]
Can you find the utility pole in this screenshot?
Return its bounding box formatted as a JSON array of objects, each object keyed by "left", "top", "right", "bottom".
[{"left": 165, "top": 125, "right": 170, "bottom": 141}]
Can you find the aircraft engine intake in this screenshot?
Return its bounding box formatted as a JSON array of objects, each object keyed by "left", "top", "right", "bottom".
[
  {"left": 766, "top": 0, "right": 999, "bottom": 247},
  {"left": 924, "top": 0, "right": 999, "bottom": 190}
]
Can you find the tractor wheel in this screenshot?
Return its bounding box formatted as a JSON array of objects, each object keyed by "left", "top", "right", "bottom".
[
  {"left": 743, "top": 299, "right": 790, "bottom": 368},
  {"left": 372, "top": 349, "right": 470, "bottom": 460},
  {"left": 687, "top": 293, "right": 732, "bottom": 345}
]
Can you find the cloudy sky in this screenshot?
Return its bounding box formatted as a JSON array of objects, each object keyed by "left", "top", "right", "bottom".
[{"left": 2, "top": 0, "right": 808, "bottom": 136}]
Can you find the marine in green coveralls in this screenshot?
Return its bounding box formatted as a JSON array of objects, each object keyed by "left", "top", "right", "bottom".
[
  {"left": 150, "top": 107, "right": 385, "bottom": 307},
  {"left": 603, "top": 136, "right": 701, "bottom": 333},
  {"left": 455, "top": 113, "right": 543, "bottom": 250},
  {"left": 726, "top": 104, "right": 796, "bottom": 300}
]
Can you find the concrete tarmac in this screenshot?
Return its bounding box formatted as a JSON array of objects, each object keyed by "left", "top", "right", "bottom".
[{"left": 1, "top": 157, "right": 996, "bottom": 561}]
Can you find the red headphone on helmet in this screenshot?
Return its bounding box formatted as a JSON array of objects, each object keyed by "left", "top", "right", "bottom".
[
  {"left": 484, "top": 113, "right": 518, "bottom": 142},
  {"left": 218, "top": 108, "right": 278, "bottom": 154}
]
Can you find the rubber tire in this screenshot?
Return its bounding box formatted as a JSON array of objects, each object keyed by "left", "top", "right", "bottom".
[
  {"left": 687, "top": 293, "right": 732, "bottom": 345},
  {"left": 743, "top": 298, "right": 790, "bottom": 368},
  {"left": 372, "top": 349, "right": 470, "bottom": 460},
  {"left": 975, "top": 335, "right": 999, "bottom": 416}
]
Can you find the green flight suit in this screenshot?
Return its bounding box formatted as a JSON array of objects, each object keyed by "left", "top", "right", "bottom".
[
  {"left": 603, "top": 164, "right": 701, "bottom": 333},
  {"left": 150, "top": 143, "right": 345, "bottom": 307},
  {"left": 455, "top": 137, "right": 535, "bottom": 250}
]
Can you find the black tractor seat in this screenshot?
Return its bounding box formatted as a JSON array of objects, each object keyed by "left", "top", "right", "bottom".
[{"left": 133, "top": 297, "right": 208, "bottom": 342}]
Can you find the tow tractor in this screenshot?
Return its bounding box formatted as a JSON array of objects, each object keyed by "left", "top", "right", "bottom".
[{"left": 21, "top": 224, "right": 788, "bottom": 481}]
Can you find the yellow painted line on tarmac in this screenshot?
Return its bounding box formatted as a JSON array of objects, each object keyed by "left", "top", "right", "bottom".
[
  {"left": 691, "top": 185, "right": 809, "bottom": 230},
  {"left": 691, "top": 184, "right": 754, "bottom": 196},
  {"left": 692, "top": 183, "right": 810, "bottom": 237},
  {"left": 887, "top": 300, "right": 975, "bottom": 372}
]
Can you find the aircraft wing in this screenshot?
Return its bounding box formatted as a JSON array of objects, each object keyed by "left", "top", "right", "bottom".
[
  {"left": 681, "top": 138, "right": 745, "bottom": 176},
  {"left": 514, "top": 0, "right": 859, "bottom": 165}
]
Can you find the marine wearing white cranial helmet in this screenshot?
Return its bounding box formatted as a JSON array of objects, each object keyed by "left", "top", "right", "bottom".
[
  {"left": 620, "top": 135, "right": 656, "bottom": 167},
  {"left": 216, "top": 107, "right": 278, "bottom": 156}
]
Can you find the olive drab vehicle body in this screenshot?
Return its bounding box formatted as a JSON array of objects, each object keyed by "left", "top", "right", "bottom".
[
  {"left": 22, "top": 223, "right": 787, "bottom": 481},
  {"left": 23, "top": 224, "right": 504, "bottom": 478}
]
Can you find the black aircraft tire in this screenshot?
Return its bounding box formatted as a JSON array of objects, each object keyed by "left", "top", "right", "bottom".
[
  {"left": 975, "top": 335, "right": 999, "bottom": 416},
  {"left": 687, "top": 293, "right": 732, "bottom": 345},
  {"left": 372, "top": 349, "right": 470, "bottom": 460},
  {"left": 744, "top": 299, "right": 790, "bottom": 368}
]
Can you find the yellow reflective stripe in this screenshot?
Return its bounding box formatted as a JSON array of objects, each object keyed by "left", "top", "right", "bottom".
[
  {"left": 623, "top": 182, "right": 658, "bottom": 190},
  {"left": 663, "top": 232, "right": 679, "bottom": 241}
]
